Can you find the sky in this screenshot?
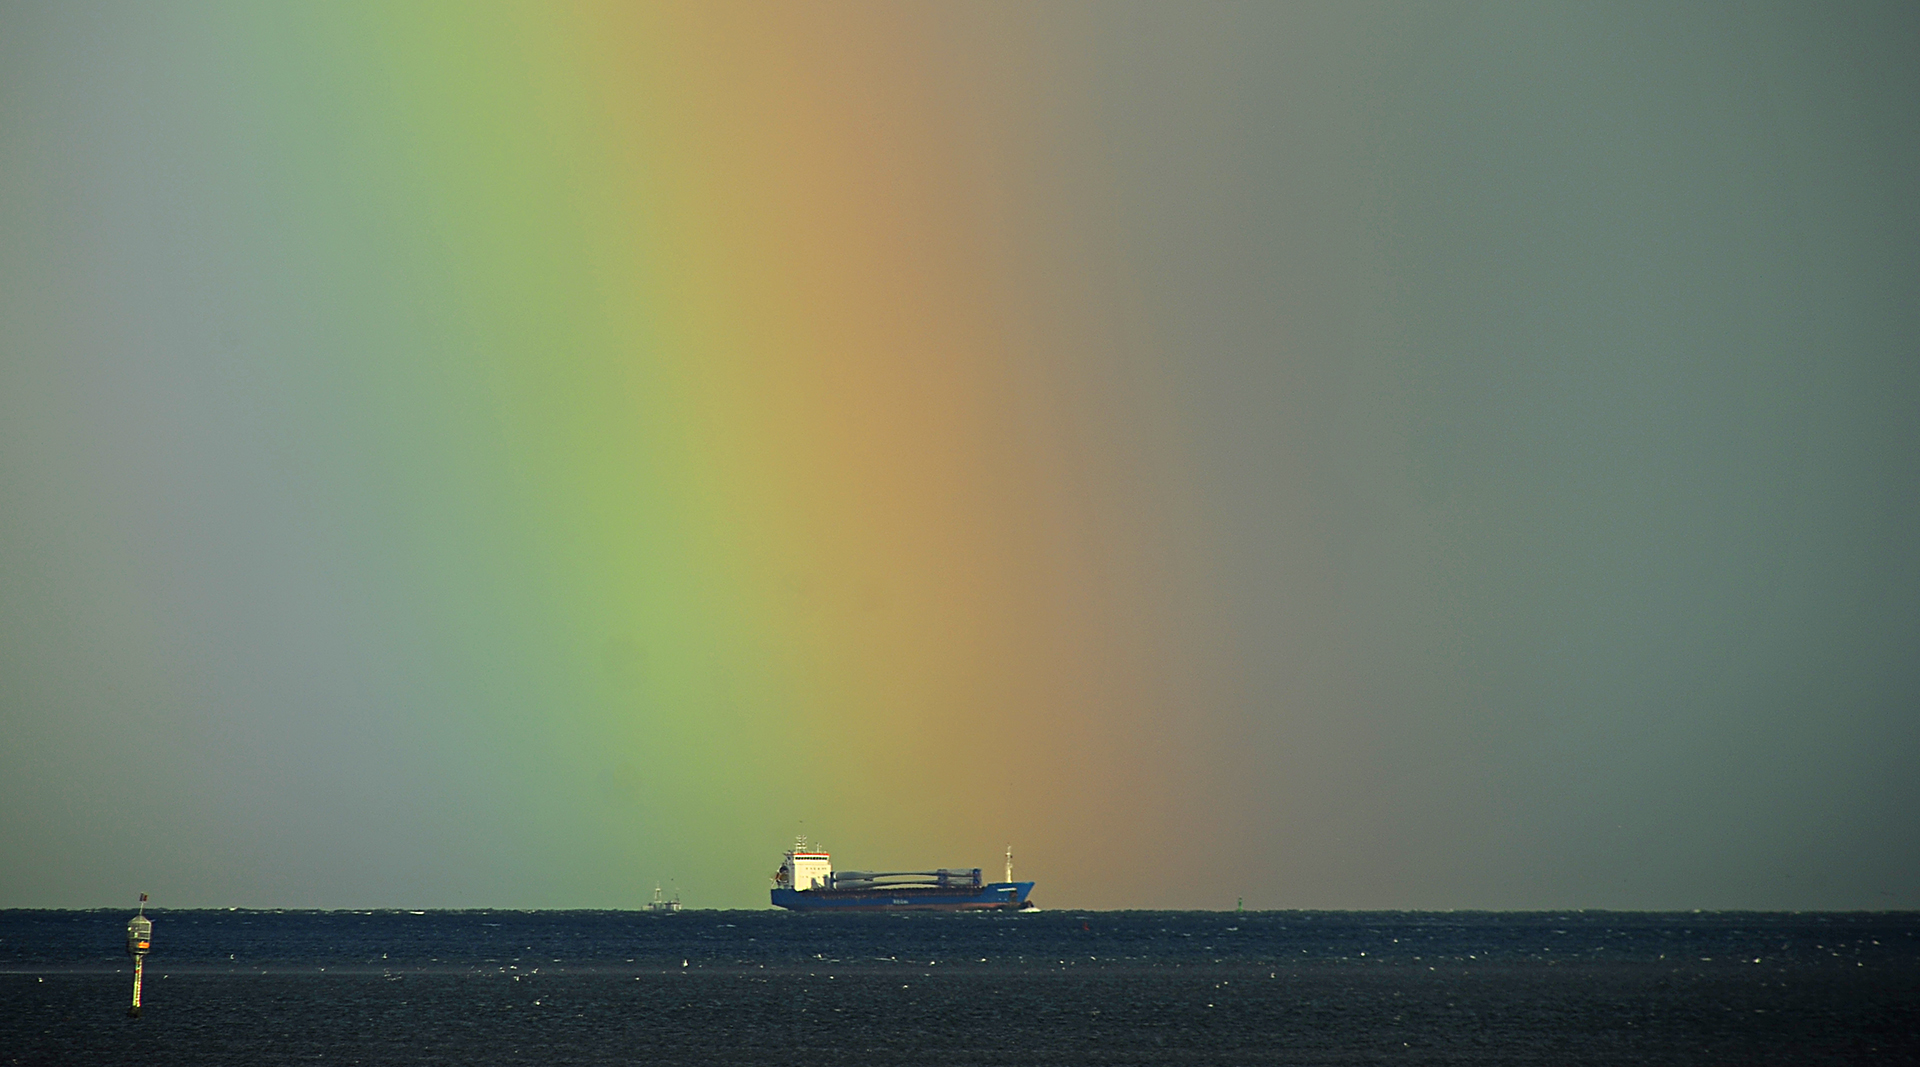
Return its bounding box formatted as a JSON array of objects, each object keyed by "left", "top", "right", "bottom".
[{"left": 2, "top": 1, "right": 1915, "bottom": 911}]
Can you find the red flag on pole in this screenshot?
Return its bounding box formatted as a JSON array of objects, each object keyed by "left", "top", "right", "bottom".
[{"left": 139, "top": 894, "right": 147, "bottom": 902}]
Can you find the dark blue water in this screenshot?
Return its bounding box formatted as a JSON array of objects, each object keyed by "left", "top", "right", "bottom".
[{"left": 3, "top": 910, "right": 1915, "bottom": 1065}]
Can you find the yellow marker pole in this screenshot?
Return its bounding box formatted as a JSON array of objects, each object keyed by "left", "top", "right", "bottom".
[{"left": 126, "top": 893, "right": 152, "bottom": 1018}]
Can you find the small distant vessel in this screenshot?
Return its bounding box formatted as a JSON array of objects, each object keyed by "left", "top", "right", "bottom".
[
  {"left": 770, "top": 839, "right": 1035, "bottom": 912},
  {"left": 646, "top": 884, "right": 682, "bottom": 914}
]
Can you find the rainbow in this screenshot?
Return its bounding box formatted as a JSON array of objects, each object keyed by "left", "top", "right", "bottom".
[{"left": 0, "top": 3, "right": 1215, "bottom": 907}]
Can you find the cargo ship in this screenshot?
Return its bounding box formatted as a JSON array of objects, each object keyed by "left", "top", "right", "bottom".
[{"left": 770, "top": 840, "right": 1036, "bottom": 911}]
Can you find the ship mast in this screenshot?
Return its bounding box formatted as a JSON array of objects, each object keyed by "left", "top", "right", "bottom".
[{"left": 1005, "top": 845, "right": 1013, "bottom": 885}]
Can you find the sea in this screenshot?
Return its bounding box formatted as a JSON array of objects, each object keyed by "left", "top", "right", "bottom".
[{"left": 3, "top": 909, "right": 1915, "bottom": 1065}]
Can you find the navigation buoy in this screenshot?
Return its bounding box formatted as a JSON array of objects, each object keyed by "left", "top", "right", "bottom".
[{"left": 126, "top": 894, "right": 152, "bottom": 1018}]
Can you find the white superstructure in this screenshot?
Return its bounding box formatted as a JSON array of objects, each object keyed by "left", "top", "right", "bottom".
[{"left": 775, "top": 838, "right": 833, "bottom": 891}]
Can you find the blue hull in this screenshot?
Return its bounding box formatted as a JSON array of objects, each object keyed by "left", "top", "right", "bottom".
[{"left": 772, "top": 881, "right": 1035, "bottom": 911}]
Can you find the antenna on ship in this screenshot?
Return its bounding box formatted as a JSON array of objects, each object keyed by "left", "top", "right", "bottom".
[{"left": 1005, "top": 845, "right": 1013, "bottom": 885}]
